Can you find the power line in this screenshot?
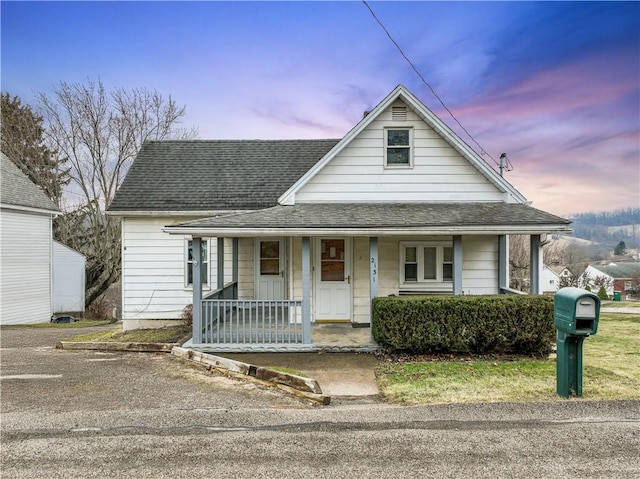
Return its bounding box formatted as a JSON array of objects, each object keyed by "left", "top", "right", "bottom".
[{"left": 362, "top": 0, "right": 508, "bottom": 171}]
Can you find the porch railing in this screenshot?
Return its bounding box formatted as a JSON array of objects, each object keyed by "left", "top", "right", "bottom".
[
  {"left": 200, "top": 299, "right": 303, "bottom": 345},
  {"left": 204, "top": 281, "right": 238, "bottom": 300},
  {"left": 500, "top": 287, "right": 527, "bottom": 295}
]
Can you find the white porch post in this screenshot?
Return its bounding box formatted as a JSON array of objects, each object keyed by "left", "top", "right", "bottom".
[
  {"left": 369, "top": 237, "right": 378, "bottom": 335},
  {"left": 301, "top": 236, "right": 311, "bottom": 344},
  {"left": 217, "top": 237, "right": 224, "bottom": 289},
  {"left": 191, "top": 237, "right": 203, "bottom": 344},
  {"left": 498, "top": 235, "right": 509, "bottom": 293},
  {"left": 453, "top": 235, "right": 463, "bottom": 295},
  {"left": 369, "top": 237, "right": 378, "bottom": 300},
  {"left": 530, "top": 235, "right": 542, "bottom": 295}
]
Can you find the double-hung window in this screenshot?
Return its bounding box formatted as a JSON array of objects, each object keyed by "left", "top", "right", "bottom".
[
  {"left": 401, "top": 242, "right": 453, "bottom": 285},
  {"left": 186, "top": 239, "right": 208, "bottom": 286},
  {"left": 385, "top": 128, "right": 412, "bottom": 167}
]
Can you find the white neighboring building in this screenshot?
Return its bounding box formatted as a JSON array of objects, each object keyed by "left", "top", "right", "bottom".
[
  {"left": 541, "top": 265, "right": 560, "bottom": 294},
  {"left": 52, "top": 241, "right": 86, "bottom": 314},
  {"left": 0, "top": 153, "right": 60, "bottom": 325}
]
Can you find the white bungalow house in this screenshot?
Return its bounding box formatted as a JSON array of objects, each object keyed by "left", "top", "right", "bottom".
[
  {"left": 541, "top": 265, "right": 560, "bottom": 295},
  {"left": 107, "top": 85, "right": 571, "bottom": 350},
  {"left": 1, "top": 152, "right": 60, "bottom": 325}
]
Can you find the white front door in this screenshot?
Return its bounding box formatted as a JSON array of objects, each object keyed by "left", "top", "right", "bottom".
[
  {"left": 255, "top": 238, "right": 285, "bottom": 300},
  {"left": 315, "top": 238, "right": 352, "bottom": 321}
]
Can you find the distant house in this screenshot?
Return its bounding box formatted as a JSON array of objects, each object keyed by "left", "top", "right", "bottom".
[
  {"left": 108, "top": 85, "right": 571, "bottom": 350},
  {"left": 582, "top": 262, "right": 640, "bottom": 299},
  {"left": 53, "top": 241, "right": 86, "bottom": 315},
  {"left": 1, "top": 153, "right": 60, "bottom": 325},
  {"left": 541, "top": 265, "right": 560, "bottom": 294}
]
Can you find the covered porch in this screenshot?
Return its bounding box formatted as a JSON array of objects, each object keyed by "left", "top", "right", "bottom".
[{"left": 166, "top": 203, "right": 571, "bottom": 352}]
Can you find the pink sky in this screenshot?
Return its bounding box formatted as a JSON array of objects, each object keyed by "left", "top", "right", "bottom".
[{"left": 2, "top": 1, "right": 638, "bottom": 216}]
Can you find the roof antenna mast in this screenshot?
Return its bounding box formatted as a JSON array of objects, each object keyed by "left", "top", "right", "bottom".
[{"left": 499, "top": 153, "right": 508, "bottom": 177}]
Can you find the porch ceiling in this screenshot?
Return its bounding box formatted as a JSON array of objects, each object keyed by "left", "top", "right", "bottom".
[{"left": 163, "top": 203, "right": 572, "bottom": 237}]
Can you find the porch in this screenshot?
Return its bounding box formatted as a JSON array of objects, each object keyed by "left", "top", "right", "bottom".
[
  {"left": 169, "top": 204, "right": 571, "bottom": 352},
  {"left": 187, "top": 280, "right": 377, "bottom": 352},
  {"left": 185, "top": 300, "right": 378, "bottom": 353}
]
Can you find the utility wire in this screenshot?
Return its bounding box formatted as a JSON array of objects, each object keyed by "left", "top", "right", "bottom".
[{"left": 362, "top": 0, "right": 510, "bottom": 171}]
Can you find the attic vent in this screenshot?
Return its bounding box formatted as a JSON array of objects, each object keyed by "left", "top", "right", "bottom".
[{"left": 392, "top": 106, "right": 407, "bottom": 121}]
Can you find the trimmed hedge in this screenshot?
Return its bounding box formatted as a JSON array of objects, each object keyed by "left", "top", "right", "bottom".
[{"left": 372, "top": 295, "right": 555, "bottom": 356}]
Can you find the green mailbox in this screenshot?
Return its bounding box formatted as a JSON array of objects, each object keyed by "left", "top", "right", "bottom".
[{"left": 554, "top": 287, "right": 601, "bottom": 398}]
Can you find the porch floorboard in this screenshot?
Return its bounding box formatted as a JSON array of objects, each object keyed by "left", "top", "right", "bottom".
[{"left": 186, "top": 322, "right": 378, "bottom": 353}]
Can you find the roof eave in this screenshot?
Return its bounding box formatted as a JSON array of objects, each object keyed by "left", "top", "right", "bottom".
[
  {"left": 1, "top": 202, "right": 60, "bottom": 216},
  {"left": 163, "top": 224, "right": 573, "bottom": 237},
  {"left": 106, "top": 209, "right": 257, "bottom": 217}
]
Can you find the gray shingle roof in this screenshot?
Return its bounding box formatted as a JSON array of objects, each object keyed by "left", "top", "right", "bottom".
[
  {"left": 591, "top": 262, "right": 640, "bottom": 279},
  {"left": 108, "top": 139, "right": 340, "bottom": 212},
  {"left": 0, "top": 152, "right": 59, "bottom": 212},
  {"left": 167, "top": 203, "right": 571, "bottom": 232}
]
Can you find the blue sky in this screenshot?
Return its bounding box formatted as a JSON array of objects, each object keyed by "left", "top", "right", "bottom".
[{"left": 2, "top": 1, "right": 638, "bottom": 216}]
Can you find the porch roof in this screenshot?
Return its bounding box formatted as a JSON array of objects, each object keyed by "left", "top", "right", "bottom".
[{"left": 163, "top": 202, "right": 572, "bottom": 236}]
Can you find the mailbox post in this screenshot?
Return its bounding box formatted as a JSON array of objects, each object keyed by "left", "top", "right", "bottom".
[{"left": 554, "top": 287, "right": 600, "bottom": 398}]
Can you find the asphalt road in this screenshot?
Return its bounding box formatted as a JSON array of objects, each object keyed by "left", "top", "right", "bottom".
[{"left": 1, "top": 326, "right": 639, "bottom": 478}]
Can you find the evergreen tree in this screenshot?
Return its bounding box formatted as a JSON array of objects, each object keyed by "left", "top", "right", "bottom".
[
  {"left": 597, "top": 286, "right": 609, "bottom": 301},
  {"left": 1, "top": 92, "right": 69, "bottom": 204},
  {"left": 614, "top": 240, "right": 627, "bottom": 255}
]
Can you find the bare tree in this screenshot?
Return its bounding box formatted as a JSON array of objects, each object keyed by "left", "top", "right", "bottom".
[
  {"left": 38, "top": 80, "right": 197, "bottom": 307},
  {"left": 509, "top": 235, "right": 531, "bottom": 291},
  {"left": 509, "top": 235, "right": 592, "bottom": 291}
]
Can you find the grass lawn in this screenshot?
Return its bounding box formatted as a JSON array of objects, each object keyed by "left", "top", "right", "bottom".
[
  {"left": 65, "top": 324, "right": 192, "bottom": 343},
  {"left": 601, "top": 300, "right": 640, "bottom": 309},
  {"left": 376, "top": 311, "right": 640, "bottom": 404}
]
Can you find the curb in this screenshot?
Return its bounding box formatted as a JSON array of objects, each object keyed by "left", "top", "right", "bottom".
[
  {"left": 172, "top": 347, "right": 331, "bottom": 405},
  {"left": 56, "top": 341, "right": 178, "bottom": 352},
  {"left": 54, "top": 341, "right": 330, "bottom": 405}
]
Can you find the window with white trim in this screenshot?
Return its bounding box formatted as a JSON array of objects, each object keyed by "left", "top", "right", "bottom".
[
  {"left": 385, "top": 128, "right": 412, "bottom": 167},
  {"left": 400, "top": 242, "right": 453, "bottom": 284},
  {"left": 186, "top": 239, "right": 208, "bottom": 286}
]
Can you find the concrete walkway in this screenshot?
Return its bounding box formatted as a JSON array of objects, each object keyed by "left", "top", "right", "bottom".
[{"left": 225, "top": 352, "right": 381, "bottom": 398}]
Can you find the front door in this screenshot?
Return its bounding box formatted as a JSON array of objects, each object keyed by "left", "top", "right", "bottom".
[
  {"left": 255, "top": 238, "right": 285, "bottom": 300},
  {"left": 315, "top": 238, "right": 352, "bottom": 321}
]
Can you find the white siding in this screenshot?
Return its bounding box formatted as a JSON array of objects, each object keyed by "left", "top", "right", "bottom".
[
  {"left": 287, "top": 234, "right": 500, "bottom": 325},
  {"left": 461, "top": 236, "right": 499, "bottom": 295},
  {"left": 295, "top": 100, "right": 505, "bottom": 203},
  {"left": 0, "top": 209, "right": 53, "bottom": 325},
  {"left": 52, "top": 241, "right": 85, "bottom": 313},
  {"left": 121, "top": 217, "right": 220, "bottom": 321},
  {"left": 541, "top": 266, "right": 559, "bottom": 294},
  {"left": 352, "top": 237, "right": 372, "bottom": 324},
  {"left": 237, "top": 238, "right": 254, "bottom": 300}
]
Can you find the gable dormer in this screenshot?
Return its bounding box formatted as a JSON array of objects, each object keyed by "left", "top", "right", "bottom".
[{"left": 279, "top": 85, "right": 526, "bottom": 206}]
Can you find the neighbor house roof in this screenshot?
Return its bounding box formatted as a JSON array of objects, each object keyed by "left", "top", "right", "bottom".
[
  {"left": 164, "top": 203, "right": 572, "bottom": 236},
  {"left": 0, "top": 152, "right": 59, "bottom": 213},
  {"left": 590, "top": 262, "right": 640, "bottom": 279},
  {"left": 108, "top": 139, "right": 339, "bottom": 214}
]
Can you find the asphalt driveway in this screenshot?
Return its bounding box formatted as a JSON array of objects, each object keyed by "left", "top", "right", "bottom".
[
  {"left": 2, "top": 325, "right": 639, "bottom": 478},
  {"left": 0, "top": 325, "right": 308, "bottom": 415}
]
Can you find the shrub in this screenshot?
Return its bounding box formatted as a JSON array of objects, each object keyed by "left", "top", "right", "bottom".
[
  {"left": 372, "top": 295, "right": 555, "bottom": 356},
  {"left": 181, "top": 304, "right": 193, "bottom": 326},
  {"left": 596, "top": 287, "right": 609, "bottom": 301}
]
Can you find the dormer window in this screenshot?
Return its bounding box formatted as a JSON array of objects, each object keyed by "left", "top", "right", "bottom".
[{"left": 385, "top": 128, "right": 412, "bottom": 167}]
